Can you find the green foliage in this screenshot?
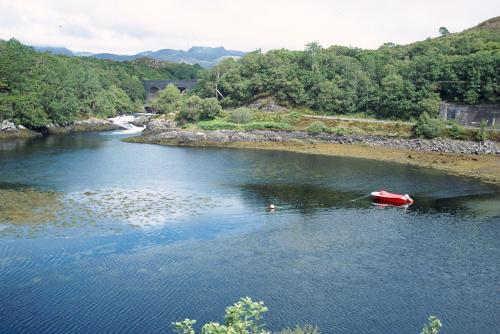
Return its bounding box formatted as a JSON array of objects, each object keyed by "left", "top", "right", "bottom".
[
  {"left": 415, "top": 112, "right": 444, "bottom": 138},
  {"left": 447, "top": 122, "right": 467, "bottom": 139},
  {"left": 0, "top": 39, "right": 203, "bottom": 128},
  {"left": 172, "top": 298, "right": 441, "bottom": 334},
  {"left": 228, "top": 107, "right": 255, "bottom": 124},
  {"left": 196, "top": 28, "right": 500, "bottom": 120},
  {"left": 306, "top": 121, "right": 330, "bottom": 134},
  {"left": 476, "top": 119, "right": 489, "bottom": 141},
  {"left": 439, "top": 27, "right": 450, "bottom": 36},
  {"left": 199, "top": 98, "right": 222, "bottom": 121},
  {"left": 173, "top": 319, "right": 196, "bottom": 334},
  {"left": 150, "top": 84, "right": 182, "bottom": 113},
  {"left": 420, "top": 316, "right": 442, "bottom": 334},
  {"left": 172, "top": 297, "right": 268, "bottom": 334},
  {"left": 197, "top": 119, "right": 239, "bottom": 130},
  {"left": 175, "top": 95, "right": 222, "bottom": 124},
  {"left": 242, "top": 121, "right": 293, "bottom": 131}
]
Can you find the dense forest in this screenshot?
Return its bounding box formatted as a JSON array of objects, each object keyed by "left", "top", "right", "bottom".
[
  {"left": 0, "top": 39, "right": 203, "bottom": 127},
  {"left": 196, "top": 20, "right": 500, "bottom": 120}
]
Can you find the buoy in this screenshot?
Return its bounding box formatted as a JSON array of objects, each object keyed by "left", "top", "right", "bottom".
[{"left": 269, "top": 204, "right": 276, "bottom": 210}]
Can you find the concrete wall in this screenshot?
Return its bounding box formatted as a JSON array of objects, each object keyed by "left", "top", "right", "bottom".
[{"left": 439, "top": 102, "right": 499, "bottom": 128}]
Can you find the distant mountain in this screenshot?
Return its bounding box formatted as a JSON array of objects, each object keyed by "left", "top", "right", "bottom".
[
  {"left": 33, "top": 46, "right": 74, "bottom": 56},
  {"left": 32, "top": 45, "right": 245, "bottom": 68}
]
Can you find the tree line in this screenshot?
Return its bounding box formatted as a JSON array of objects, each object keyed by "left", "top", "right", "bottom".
[
  {"left": 0, "top": 39, "right": 203, "bottom": 128},
  {"left": 195, "top": 27, "right": 499, "bottom": 120}
]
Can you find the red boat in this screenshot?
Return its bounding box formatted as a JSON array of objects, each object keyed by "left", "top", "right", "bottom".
[{"left": 371, "top": 190, "right": 414, "bottom": 206}]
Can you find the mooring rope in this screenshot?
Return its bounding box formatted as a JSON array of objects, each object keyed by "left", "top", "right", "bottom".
[{"left": 350, "top": 194, "right": 372, "bottom": 202}]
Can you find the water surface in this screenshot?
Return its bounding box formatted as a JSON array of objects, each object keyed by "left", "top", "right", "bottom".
[{"left": 0, "top": 132, "right": 499, "bottom": 333}]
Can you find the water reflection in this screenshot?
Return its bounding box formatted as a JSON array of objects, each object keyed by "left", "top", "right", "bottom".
[{"left": 240, "top": 182, "right": 500, "bottom": 218}]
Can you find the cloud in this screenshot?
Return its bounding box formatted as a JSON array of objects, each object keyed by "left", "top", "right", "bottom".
[
  {"left": 0, "top": 0, "right": 498, "bottom": 53},
  {"left": 60, "top": 24, "right": 94, "bottom": 38}
]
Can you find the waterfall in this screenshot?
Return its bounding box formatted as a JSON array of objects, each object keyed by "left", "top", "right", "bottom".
[{"left": 108, "top": 115, "right": 146, "bottom": 134}]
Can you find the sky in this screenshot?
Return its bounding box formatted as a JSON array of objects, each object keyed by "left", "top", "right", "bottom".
[{"left": 0, "top": 0, "right": 498, "bottom": 54}]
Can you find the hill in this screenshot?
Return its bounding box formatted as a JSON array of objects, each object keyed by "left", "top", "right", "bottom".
[
  {"left": 33, "top": 45, "right": 246, "bottom": 68},
  {"left": 195, "top": 17, "right": 500, "bottom": 120},
  {"left": 0, "top": 39, "right": 204, "bottom": 128}
]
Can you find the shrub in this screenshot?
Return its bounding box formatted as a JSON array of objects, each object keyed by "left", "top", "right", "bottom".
[
  {"left": 476, "top": 119, "right": 489, "bottom": 141},
  {"left": 447, "top": 122, "right": 466, "bottom": 140},
  {"left": 172, "top": 298, "right": 441, "bottom": 334},
  {"left": 151, "top": 84, "right": 182, "bottom": 114},
  {"left": 172, "top": 297, "right": 268, "bottom": 334},
  {"left": 415, "top": 112, "right": 444, "bottom": 139},
  {"left": 228, "top": 107, "right": 254, "bottom": 124},
  {"left": 306, "top": 121, "right": 329, "bottom": 134},
  {"left": 175, "top": 96, "right": 222, "bottom": 124},
  {"left": 242, "top": 121, "right": 293, "bottom": 131},
  {"left": 334, "top": 127, "right": 349, "bottom": 136},
  {"left": 197, "top": 119, "right": 239, "bottom": 130},
  {"left": 199, "top": 98, "right": 222, "bottom": 121},
  {"left": 420, "top": 315, "right": 442, "bottom": 334}
]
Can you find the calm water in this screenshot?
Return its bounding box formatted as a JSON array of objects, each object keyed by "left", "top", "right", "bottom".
[{"left": 0, "top": 132, "right": 499, "bottom": 334}]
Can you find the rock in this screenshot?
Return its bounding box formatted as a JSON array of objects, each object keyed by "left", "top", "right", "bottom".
[
  {"left": 1, "top": 120, "right": 16, "bottom": 131},
  {"left": 138, "top": 129, "right": 500, "bottom": 156},
  {"left": 45, "top": 117, "right": 122, "bottom": 134},
  {"left": 247, "top": 96, "right": 288, "bottom": 112},
  {"left": 131, "top": 116, "right": 150, "bottom": 127},
  {"left": 144, "top": 118, "right": 178, "bottom": 133}
]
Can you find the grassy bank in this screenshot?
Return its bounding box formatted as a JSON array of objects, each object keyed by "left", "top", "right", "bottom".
[{"left": 127, "top": 135, "right": 500, "bottom": 186}]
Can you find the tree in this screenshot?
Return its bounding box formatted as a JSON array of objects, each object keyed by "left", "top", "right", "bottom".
[
  {"left": 439, "top": 27, "right": 450, "bottom": 36},
  {"left": 151, "top": 84, "right": 182, "bottom": 113}
]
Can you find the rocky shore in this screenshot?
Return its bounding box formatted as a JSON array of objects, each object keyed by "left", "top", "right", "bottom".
[
  {"left": 44, "top": 117, "right": 123, "bottom": 134},
  {"left": 0, "top": 120, "right": 41, "bottom": 139},
  {"left": 138, "top": 128, "right": 500, "bottom": 155},
  {"left": 0, "top": 117, "right": 124, "bottom": 139}
]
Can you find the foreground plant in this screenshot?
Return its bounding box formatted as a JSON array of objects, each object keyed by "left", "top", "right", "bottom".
[{"left": 172, "top": 298, "right": 441, "bottom": 334}]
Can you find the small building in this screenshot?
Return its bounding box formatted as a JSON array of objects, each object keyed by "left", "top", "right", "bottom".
[{"left": 439, "top": 102, "right": 499, "bottom": 128}]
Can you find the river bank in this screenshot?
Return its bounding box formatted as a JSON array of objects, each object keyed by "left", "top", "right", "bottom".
[
  {"left": 127, "top": 129, "right": 500, "bottom": 185},
  {"left": 0, "top": 117, "right": 124, "bottom": 139}
]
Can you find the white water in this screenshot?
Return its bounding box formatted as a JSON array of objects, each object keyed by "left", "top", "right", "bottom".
[{"left": 108, "top": 115, "right": 145, "bottom": 134}]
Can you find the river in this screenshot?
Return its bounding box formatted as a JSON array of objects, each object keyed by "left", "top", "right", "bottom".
[{"left": 0, "top": 130, "right": 499, "bottom": 333}]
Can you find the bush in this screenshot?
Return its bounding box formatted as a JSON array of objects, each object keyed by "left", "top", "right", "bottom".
[
  {"left": 242, "top": 121, "right": 293, "bottom": 131},
  {"left": 228, "top": 107, "right": 254, "bottom": 124},
  {"left": 175, "top": 96, "right": 222, "bottom": 124},
  {"left": 415, "top": 112, "right": 444, "bottom": 139},
  {"left": 476, "top": 119, "right": 489, "bottom": 141},
  {"left": 172, "top": 297, "right": 268, "bottom": 334},
  {"left": 199, "top": 98, "right": 222, "bottom": 121},
  {"left": 172, "top": 297, "right": 441, "bottom": 334},
  {"left": 306, "top": 121, "right": 329, "bottom": 134},
  {"left": 149, "top": 84, "right": 183, "bottom": 114},
  {"left": 447, "top": 122, "right": 466, "bottom": 140},
  {"left": 197, "top": 119, "right": 239, "bottom": 130}
]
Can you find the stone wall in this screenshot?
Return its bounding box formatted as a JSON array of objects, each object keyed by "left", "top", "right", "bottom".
[
  {"left": 142, "top": 80, "right": 198, "bottom": 100},
  {"left": 439, "top": 102, "right": 499, "bottom": 128}
]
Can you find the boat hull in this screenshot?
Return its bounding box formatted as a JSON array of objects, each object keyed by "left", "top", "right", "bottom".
[{"left": 371, "top": 191, "right": 414, "bottom": 206}]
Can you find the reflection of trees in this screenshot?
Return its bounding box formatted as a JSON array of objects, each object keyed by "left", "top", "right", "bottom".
[
  {"left": 0, "top": 133, "right": 105, "bottom": 159},
  {"left": 239, "top": 183, "right": 366, "bottom": 214},
  {"left": 239, "top": 183, "right": 500, "bottom": 217}
]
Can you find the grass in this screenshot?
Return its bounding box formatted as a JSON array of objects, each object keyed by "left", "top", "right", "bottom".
[{"left": 162, "top": 107, "right": 499, "bottom": 141}]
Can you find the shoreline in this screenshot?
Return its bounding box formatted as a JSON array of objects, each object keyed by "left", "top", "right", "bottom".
[
  {"left": 126, "top": 131, "right": 500, "bottom": 186},
  {"left": 0, "top": 117, "right": 123, "bottom": 139}
]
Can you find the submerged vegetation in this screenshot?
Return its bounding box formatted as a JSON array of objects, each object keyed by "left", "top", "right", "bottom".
[{"left": 171, "top": 297, "right": 441, "bottom": 334}]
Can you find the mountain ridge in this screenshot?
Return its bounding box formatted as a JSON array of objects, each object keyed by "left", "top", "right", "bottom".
[{"left": 32, "top": 45, "right": 245, "bottom": 68}]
